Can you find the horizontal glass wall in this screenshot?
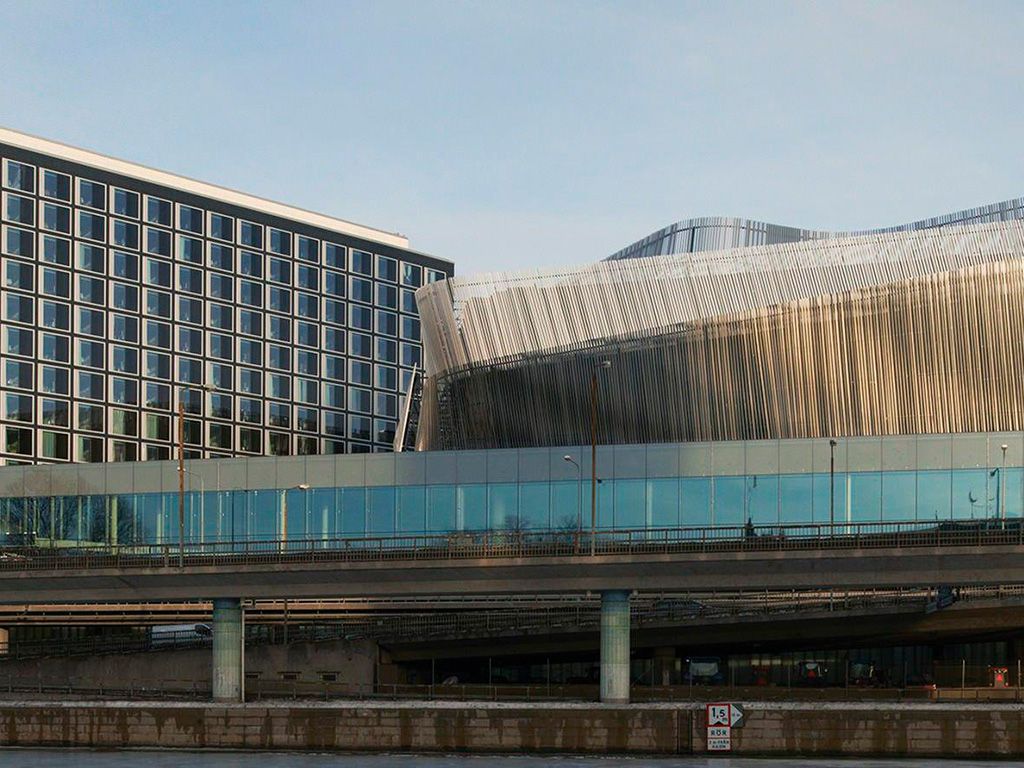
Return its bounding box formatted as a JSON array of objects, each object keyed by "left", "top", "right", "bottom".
[{"left": 0, "top": 468, "right": 1021, "bottom": 547}]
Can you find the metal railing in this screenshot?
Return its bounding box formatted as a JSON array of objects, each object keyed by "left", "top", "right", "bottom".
[
  {"left": 3, "top": 677, "right": 1024, "bottom": 704},
  {"left": 0, "top": 518, "right": 1022, "bottom": 572}
]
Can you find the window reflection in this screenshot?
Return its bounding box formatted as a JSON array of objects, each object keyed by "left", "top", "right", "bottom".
[{"left": 4, "top": 463, "right": 1022, "bottom": 549}]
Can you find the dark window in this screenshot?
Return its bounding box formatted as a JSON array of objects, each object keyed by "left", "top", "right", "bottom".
[
  {"left": 209, "top": 243, "right": 233, "bottom": 271},
  {"left": 42, "top": 170, "right": 70, "bottom": 201},
  {"left": 41, "top": 235, "right": 71, "bottom": 266},
  {"left": 113, "top": 251, "right": 139, "bottom": 280},
  {"left": 78, "top": 243, "right": 104, "bottom": 273},
  {"left": 210, "top": 213, "right": 234, "bottom": 242},
  {"left": 178, "top": 205, "right": 203, "bottom": 234},
  {"left": 4, "top": 226, "right": 33, "bottom": 257},
  {"left": 146, "top": 197, "right": 172, "bottom": 226},
  {"left": 269, "top": 228, "right": 291, "bottom": 255},
  {"left": 4, "top": 161, "right": 34, "bottom": 193},
  {"left": 78, "top": 180, "right": 106, "bottom": 210},
  {"left": 297, "top": 236, "right": 318, "bottom": 262},
  {"left": 239, "top": 220, "right": 262, "bottom": 248},
  {"left": 145, "top": 227, "right": 171, "bottom": 256},
  {"left": 324, "top": 243, "right": 345, "bottom": 268},
  {"left": 41, "top": 203, "right": 70, "bottom": 233},
  {"left": 113, "top": 188, "right": 139, "bottom": 218},
  {"left": 351, "top": 249, "right": 373, "bottom": 275},
  {"left": 78, "top": 211, "right": 106, "bottom": 241}
]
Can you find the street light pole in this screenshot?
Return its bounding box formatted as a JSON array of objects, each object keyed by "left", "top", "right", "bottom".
[
  {"left": 281, "top": 483, "right": 311, "bottom": 552},
  {"left": 829, "top": 439, "right": 837, "bottom": 532},
  {"left": 563, "top": 455, "right": 581, "bottom": 551},
  {"left": 590, "top": 360, "right": 612, "bottom": 556}
]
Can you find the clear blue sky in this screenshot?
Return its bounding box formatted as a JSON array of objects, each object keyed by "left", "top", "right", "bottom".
[{"left": 1, "top": 0, "right": 1022, "bottom": 275}]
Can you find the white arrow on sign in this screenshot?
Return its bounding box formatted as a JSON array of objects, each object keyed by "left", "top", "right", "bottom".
[{"left": 729, "top": 703, "right": 745, "bottom": 728}]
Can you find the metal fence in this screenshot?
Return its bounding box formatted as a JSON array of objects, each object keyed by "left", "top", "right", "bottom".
[
  {"left": 2, "top": 518, "right": 1023, "bottom": 572},
  {"left": 3, "top": 677, "right": 1024, "bottom": 704}
]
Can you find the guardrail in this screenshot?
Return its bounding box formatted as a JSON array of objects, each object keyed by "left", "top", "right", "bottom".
[
  {"left": 1, "top": 678, "right": 1023, "bottom": 704},
  {"left": 1, "top": 518, "right": 1022, "bottom": 571}
]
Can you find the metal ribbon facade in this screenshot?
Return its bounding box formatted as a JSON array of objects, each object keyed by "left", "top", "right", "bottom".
[
  {"left": 415, "top": 220, "right": 1024, "bottom": 450},
  {"left": 606, "top": 197, "right": 1024, "bottom": 261}
]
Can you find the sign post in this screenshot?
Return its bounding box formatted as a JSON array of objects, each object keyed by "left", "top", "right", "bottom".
[{"left": 706, "top": 702, "right": 745, "bottom": 752}]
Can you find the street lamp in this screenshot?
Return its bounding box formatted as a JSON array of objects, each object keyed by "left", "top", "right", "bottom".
[
  {"left": 177, "top": 383, "right": 216, "bottom": 568},
  {"left": 281, "top": 483, "right": 311, "bottom": 551},
  {"left": 590, "top": 360, "right": 612, "bottom": 556},
  {"left": 563, "top": 455, "right": 582, "bottom": 550},
  {"left": 828, "top": 439, "right": 838, "bottom": 531}
]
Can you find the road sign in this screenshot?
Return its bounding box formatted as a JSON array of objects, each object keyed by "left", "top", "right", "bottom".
[{"left": 706, "top": 703, "right": 745, "bottom": 752}]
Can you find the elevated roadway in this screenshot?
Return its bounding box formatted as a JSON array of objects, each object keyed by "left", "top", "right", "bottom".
[
  {"left": 3, "top": 520, "right": 1023, "bottom": 704},
  {"left": 1, "top": 522, "right": 1023, "bottom": 602}
]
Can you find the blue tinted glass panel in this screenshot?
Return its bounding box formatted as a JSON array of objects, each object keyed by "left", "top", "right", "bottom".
[
  {"left": 680, "top": 477, "right": 711, "bottom": 526},
  {"left": 519, "top": 482, "right": 550, "bottom": 530},
  {"left": 713, "top": 476, "right": 744, "bottom": 527},
  {"left": 340, "top": 488, "right": 365, "bottom": 535},
  {"left": 458, "top": 485, "right": 487, "bottom": 531},
  {"left": 780, "top": 474, "right": 813, "bottom": 524},
  {"left": 427, "top": 485, "right": 455, "bottom": 532},
  {"left": 397, "top": 486, "right": 426, "bottom": 534},
  {"left": 550, "top": 481, "right": 578, "bottom": 531},
  {"left": 488, "top": 484, "right": 518, "bottom": 531},
  {"left": 849, "top": 472, "right": 882, "bottom": 522},
  {"left": 648, "top": 479, "right": 678, "bottom": 528},
  {"left": 881, "top": 471, "right": 916, "bottom": 521},
  {"left": 613, "top": 479, "right": 646, "bottom": 529},
  {"left": 367, "top": 488, "right": 395, "bottom": 534}
]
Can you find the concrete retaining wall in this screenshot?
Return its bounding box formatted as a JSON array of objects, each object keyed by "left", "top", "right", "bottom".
[
  {"left": 0, "top": 639, "right": 375, "bottom": 690},
  {"left": 1, "top": 700, "right": 1023, "bottom": 755}
]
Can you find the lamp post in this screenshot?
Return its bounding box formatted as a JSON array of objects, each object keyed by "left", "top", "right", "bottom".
[
  {"left": 563, "top": 455, "right": 582, "bottom": 551},
  {"left": 590, "top": 360, "right": 612, "bottom": 556},
  {"left": 281, "top": 483, "right": 311, "bottom": 552},
  {"left": 828, "top": 439, "right": 838, "bottom": 532},
  {"left": 178, "top": 384, "right": 216, "bottom": 568},
  {"left": 1001, "top": 444, "right": 1008, "bottom": 524}
]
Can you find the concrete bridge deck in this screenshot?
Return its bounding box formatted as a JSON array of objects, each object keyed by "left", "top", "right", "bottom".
[{"left": 0, "top": 521, "right": 1023, "bottom": 601}]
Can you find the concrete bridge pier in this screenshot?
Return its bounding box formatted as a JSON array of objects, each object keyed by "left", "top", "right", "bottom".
[
  {"left": 212, "top": 598, "right": 244, "bottom": 702},
  {"left": 600, "top": 589, "right": 631, "bottom": 704}
]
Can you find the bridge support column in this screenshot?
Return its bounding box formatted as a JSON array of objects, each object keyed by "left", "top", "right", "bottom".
[
  {"left": 212, "top": 598, "right": 243, "bottom": 702},
  {"left": 600, "top": 589, "right": 631, "bottom": 704}
]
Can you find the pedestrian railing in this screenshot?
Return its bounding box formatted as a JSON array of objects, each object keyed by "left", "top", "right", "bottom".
[{"left": 1, "top": 518, "right": 1022, "bottom": 571}]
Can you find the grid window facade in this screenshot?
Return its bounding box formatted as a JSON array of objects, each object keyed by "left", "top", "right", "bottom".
[{"left": 0, "top": 144, "right": 452, "bottom": 465}]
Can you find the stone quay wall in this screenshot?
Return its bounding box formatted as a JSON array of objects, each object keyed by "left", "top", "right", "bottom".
[{"left": 1, "top": 700, "right": 1023, "bottom": 756}]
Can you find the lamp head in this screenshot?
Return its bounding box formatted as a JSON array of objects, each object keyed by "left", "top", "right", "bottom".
[{"left": 296, "top": 483, "right": 311, "bottom": 491}]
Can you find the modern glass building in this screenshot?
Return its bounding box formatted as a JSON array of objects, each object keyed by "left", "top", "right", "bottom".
[
  {"left": 0, "top": 127, "right": 452, "bottom": 465},
  {"left": 0, "top": 432, "right": 1019, "bottom": 547}
]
